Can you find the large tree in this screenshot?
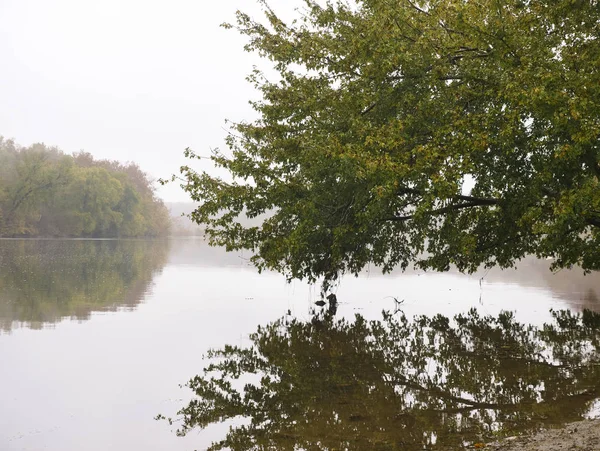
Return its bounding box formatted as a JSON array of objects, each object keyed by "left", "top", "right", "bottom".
[{"left": 179, "top": 0, "right": 600, "bottom": 288}]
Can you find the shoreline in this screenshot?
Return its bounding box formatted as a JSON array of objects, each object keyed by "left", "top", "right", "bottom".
[{"left": 486, "top": 419, "right": 600, "bottom": 450}]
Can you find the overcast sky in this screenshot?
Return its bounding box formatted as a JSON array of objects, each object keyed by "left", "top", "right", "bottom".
[{"left": 0, "top": 0, "right": 297, "bottom": 202}]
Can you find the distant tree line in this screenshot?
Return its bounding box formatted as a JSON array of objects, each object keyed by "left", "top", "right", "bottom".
[{"left": 0, "top": 137, "right": 170, "bottom": 237}]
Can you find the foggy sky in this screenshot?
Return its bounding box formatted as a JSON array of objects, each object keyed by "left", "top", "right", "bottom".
[{"left": 0, "top": 0, "right": 296, "bottom": 202}]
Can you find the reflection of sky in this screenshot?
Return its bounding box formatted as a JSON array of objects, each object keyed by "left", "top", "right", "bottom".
[
  {"left": 167, "top": 238, "right": 600, "bottom": 318},
  {"left": 586, "top": 400, "right": 600, "bottom": 420},
  {"left": 0, "top": 238, "right": 599, "bottom": 451}
]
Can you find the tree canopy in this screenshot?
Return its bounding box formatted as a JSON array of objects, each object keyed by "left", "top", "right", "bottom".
[
  {"left": 177, "top": 0, "right": 600, "bottom": 288},
  {"left": 0, "top": 137, "right": 170, "bottom": 237},
  {"left": 162, "top": 308, "right": 600, "bottom": 450}
]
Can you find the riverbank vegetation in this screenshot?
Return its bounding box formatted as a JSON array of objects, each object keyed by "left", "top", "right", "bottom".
[{"left": 0, "top": 137, "right": 170, "bottom": 237}]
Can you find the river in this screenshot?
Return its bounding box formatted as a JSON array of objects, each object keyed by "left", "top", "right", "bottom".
[{"left": 1, "top": 238, "right": 599, "bottom": 450}]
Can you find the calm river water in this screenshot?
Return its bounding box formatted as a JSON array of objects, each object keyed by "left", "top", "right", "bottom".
[{"left": 1, "top": 238, "right": 599, "bottom": 450}]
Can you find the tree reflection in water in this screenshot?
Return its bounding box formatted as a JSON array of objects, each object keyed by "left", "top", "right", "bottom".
[
  {"left": 166, "top": 308, "right": 600, "bottom": 450},
  {"left": 0, "top": 239, "right": 170, "bottom": 331}
]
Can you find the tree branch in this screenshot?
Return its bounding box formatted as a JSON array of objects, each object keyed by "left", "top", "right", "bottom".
[
  {"left": 396, "top": 186, "right": 500, "bottom": 205},
  {"left": 360, "top": 102, "right": 378, "bottom": 115},
  {"left": 405, "top": 0, "right": 431, "bottom": 16},
  {"left": 386, "top": 199, "right": 496, "bottom": 222}
]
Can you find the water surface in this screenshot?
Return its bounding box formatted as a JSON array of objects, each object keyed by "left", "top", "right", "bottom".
[{"left": 0, "top": 238, "right": 599, "bottom": 450}]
